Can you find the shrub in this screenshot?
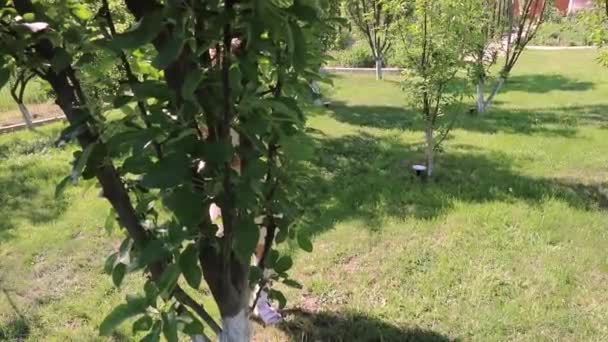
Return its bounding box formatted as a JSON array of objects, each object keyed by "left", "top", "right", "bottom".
[
  {"left": 531, "top": 11, "right": 592, "bottom": 46},
  {"left": 334, "top": 31, "right": 355, "bottom": 50},
  {"left": 328, "top": 40, "right": 375, "bottom": 67}
]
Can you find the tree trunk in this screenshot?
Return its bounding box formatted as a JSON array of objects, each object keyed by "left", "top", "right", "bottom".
[
  {"left": 476, "top": 80, "right": 486, "bottom": 114},
  {"left": 17, "top": 103, "right": 34, "bottom": 129},
  {"left": 375, "top": 58, "right": 383, "bottom": 80},
  {"left": 482, "top": 76, "right": 505, "bottom": 113},
  {"left": 219, "top": 309, "right": 249, "bottom": 342},
  {"left": 425, "top": 123, "right": 434, "bottom": 178},
  {"left": 201, "top": 248, "right": 251, "bottom": 342}
]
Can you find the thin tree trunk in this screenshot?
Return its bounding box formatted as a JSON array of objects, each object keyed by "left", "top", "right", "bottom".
[
  {"left": 476, "top": 80, "right": 486, "bottom": 114},
  {"left": 482, "top": 76, "right": 505, "bottom": 113},
  {"left": 375, "top": 58, "right": 383, "bottom": 80},
  {"left": 425, "top": 123, "right": 433, "bottom": 178},
  {"left": 17, "top": 103, "right": 34, "bottom": 129}
]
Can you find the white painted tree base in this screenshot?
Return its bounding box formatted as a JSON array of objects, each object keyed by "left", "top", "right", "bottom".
[{"left": 219, "top": 309, "right": 250, "bottom": 342}]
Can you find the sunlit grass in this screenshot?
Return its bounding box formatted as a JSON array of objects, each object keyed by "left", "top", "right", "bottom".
[{"left": 1, "top": 50, "right": 608, "bottom": 341}]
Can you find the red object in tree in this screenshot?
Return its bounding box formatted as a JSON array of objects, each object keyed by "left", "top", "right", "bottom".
[
  {"left": 555, "top": 0, "right": 570, "bottom": 12},
  {"left": 514, "top": 0, "right": 592, "bottom": 17},
  {"left": 513, "top": 0, "right": 546, "bottom": 17},
  {"left": 566, "top": 0, "right": 593, "bottom": 13}
]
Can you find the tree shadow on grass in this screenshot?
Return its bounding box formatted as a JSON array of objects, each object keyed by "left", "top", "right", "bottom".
[
  {"left": 0, "top": 157, "right": 69, "bottom": 242},
  {"left": 290, "top": 132, "right": 608, "bottom": 238},
  {"left": 0, "top": 316, "right": 30, "bottom": 341},
  {"left": 325, "top": 101, "right": 608, "bottom": 137},
  {"left": 502, "top": 74, "right": 594, "bottom": 94},
  {"left": 275, "top": 309, "right": 455, "bottom": 342}
]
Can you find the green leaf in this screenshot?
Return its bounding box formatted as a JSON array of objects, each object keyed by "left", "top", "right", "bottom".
[
  {"left": 266, "top": 249, "right": 280, "bottom": 268},
  {"left": 162, "top": 186, "right": 204, "bottom": 227},
  {"left": 70, "top": 3, "right": 93, "bottom": 21},
  {"left": 55, "top": 175, "right": 71, "bottom": 198},
  {"left": 113, "top": 95, "right": 133, "bottom": 108},
  {"left": 284, "top": 18, "right": 295, "bottom": 56},
  {"left": 132, "top": 315, "right": 153, "bottom": 333},
  {"left": 167, "top": 222, "right": 188, "bottom": 247},
  {"left": 141, "top": 321, "right": 161, "bottom": 342},
  {"left": 99, "top": 297, "right": 148, "bottom": 336},
  {"left": 107, "top": 128, "right": 161, "bottom": 158},
  {"left": 161, "top": 311, "right": 178, "bottom": 342},
  {"left": 119, "top": 238, "right": 134, "bottom": 260},
  {"left": 75, "top": 52, "right": 95, "bottom": 67},
  {"left": 290, "top": 1, "right": 319, "bottom": 22},
  {"left": 289, "top": 21, "right": 307, "bottom": 69},
  {"left": 22, "top": 12, "right": 34, "bottom": 22},
  {"left": 274, "top": 255, "right": 293, "bottom": 274},
  {"left": 128, "top": 240, "right": 172, "bottom": 272},
  {"left": 234, "top": 221, "right": 260, "bottom": 263},
  {"left": 268, "top": 289, "right": 287, "bottom": 309},
  {"left": 181, "top": 69, "right": 204, "bottom": 101},
  {"left": 282, "top": 278, "right": 303, "bottom": 289},
  {"left": 249, "top": 265, "right": 263, "bottom": 285},
  {"left": 178, "top": 244, "right": 203, "bottom": 289},
  {"left": 122, "top": 153, "right": 154, "bottom": 175},
  {"left": 58, "top": 115, "right": 89, "bottom": 143},
  {"left": 281, "top": 134, "right": 314, "bottom": 161},
  {"left": 144, "top": 281, "right": 159, "bottom": 307},
  {"left": 297, "top": 232, "right": 313, "bottom": 252},
  {"left": 157, "top": 263, "right": 180, "bottom": 297},
  {"left": 141, "top": 152, "right": 190, "bottom": 189},
  {"left": 104, "top": 252, "right": 118, "bottom": 274},
  {"left": 51, "top": 48, "right": 72, "bottom": 72},
  {"left": 105, "top": 209, "right": 116, "bottom": 235},
  {"left": 152, "top": 33, "right": 185, "bottom": 69},
  {"left": 182, "top": 314, "right": 205, "bottom": 335},
  {"left": 112, "top": 12, "right": 163, "bottom": 50},
  {"left": 112, "top": 263, "right": 127, "bottom": 287},
  {"left": 228, "top": 64, "right": 243, "bottom": 94},
  {"left": 266, "top": 97, "right": 303, "bottom": 124},
  {"left": 274, "top": 227, "right": 288, "bottom": 244},
  {"left": 81, "top": 142, "right": 105, "bottom": 180},
  {"left": 71, "top": 143, "right": 97, "bottom": 183},
  {"left": 201, "top": 142, "right": 233, "bottom": 165},
  {"left": 0, "top": 68, "right": 10, "bottom": 90},
  {"left": 132, "top": 80, "right": 170, "bottom": 101}
]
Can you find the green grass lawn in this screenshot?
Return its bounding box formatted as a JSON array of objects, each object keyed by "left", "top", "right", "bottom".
[{"left": 2, "top": 49, "right": 608, "bottom": 341}]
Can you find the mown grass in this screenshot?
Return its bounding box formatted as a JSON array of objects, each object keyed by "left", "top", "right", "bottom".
[{"left": 1, "top": 49, "right": 607, "bottom": 341}]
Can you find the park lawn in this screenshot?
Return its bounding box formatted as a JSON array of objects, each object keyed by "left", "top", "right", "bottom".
[{"left": 0, "top": 49, "right": 607, "bottom": 341}]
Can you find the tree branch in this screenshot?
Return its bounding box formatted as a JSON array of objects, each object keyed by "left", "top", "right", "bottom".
[
  {"left": 174, "top": 287, "right": 222, "bottom": 334},
  {"left": 101, "top": 0, "right": 163, "bottom": 158}
]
